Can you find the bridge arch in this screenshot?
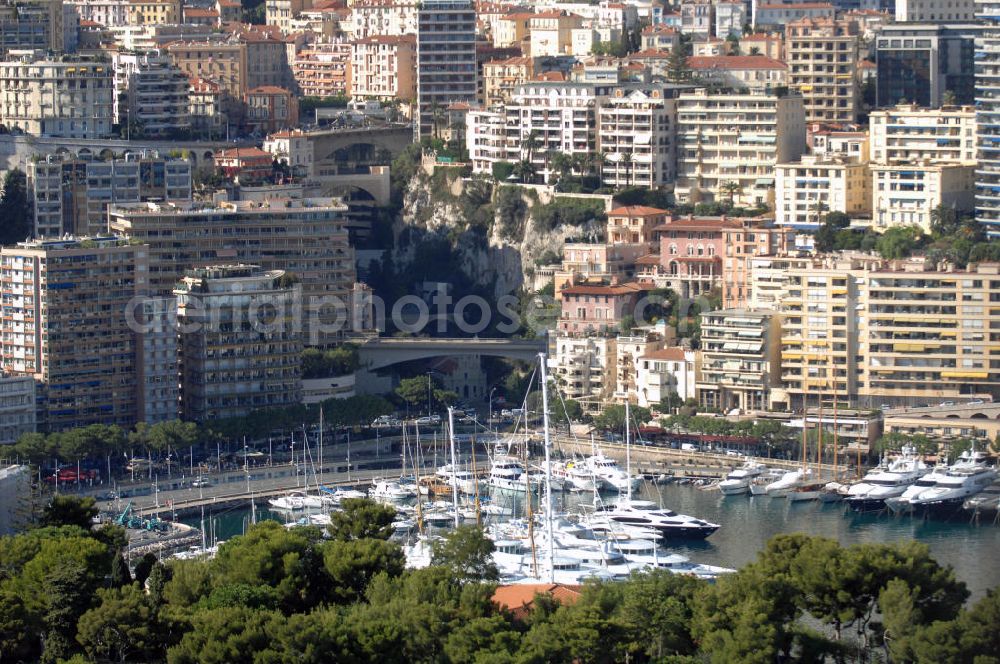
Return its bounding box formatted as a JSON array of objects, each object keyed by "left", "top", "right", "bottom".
[{"left": 357, "top": 338, "right": 547, "bottom": 373}]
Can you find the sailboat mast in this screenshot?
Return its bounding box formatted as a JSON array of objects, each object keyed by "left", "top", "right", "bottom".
[
  {"left": 539, "top": 352, "right": 555, "bottom": 584},
  {"left": 832, "top": 391, "right": 839, "bottom": 477},
  {"left": 319, "top": 407, "right": 323, "bottom": 484},
  {"left": 625, "top": 400, "right": 632, "bottom": 502},
  {"left": 817, "top": 392, "right": 824, "bottom": 471},
  {"left": 471, "top": 434, "right": 481, "bottom": 525},
  {"left": 448, "top": 408, "right": 460, "bottom": 528}
]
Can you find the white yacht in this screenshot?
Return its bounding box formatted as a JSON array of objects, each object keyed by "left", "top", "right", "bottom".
[
  {"left": 718, "top": 459, "right": 768, "bottom": 495},
  {"left": 905, "top": 451, "right": 996, "bottom": 512},
  {"left": 600, "top": 499, "right": 720, "bottom": 539},
  {"left": 487, "top": 455, "right": 528, "bottom": 492},
  {"left": 369, "top": 479, "right": 416, "bottom": 502},
  {"left": 268, "top": 490, "right": 307, "bottom": 510},
  {"left": 435, "top": 464, "right": 484, "bottom": 495},
  {"left": 888, "top": 449, "right": 988, "bottom": 513},
  {"left": 581, "top": 453, "right": 641, "bottom": 493},
  {"left": 845, "top": 447, "right": 928, "bottom": 511},
  {"left": 749, "top": 469, "right": 788, "bottom": 495},
  {"left": 764, "top": 468, "right": 811, "bottom": 498},
  {"left": 554, "top": 459, "right": 604, "bottom": 492}
]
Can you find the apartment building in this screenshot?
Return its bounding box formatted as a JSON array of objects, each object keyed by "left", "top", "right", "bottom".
[
  {"left": 614, "top": 332, "right": 666, "bottom": 403},
  {"left": 687, "top": 56, "right": 788, "bottom": 93},
  {"left": 555, "top": 242, "right": 651, "bottom": 297},
  {"left": 466, "top": 108, "right": 508, "bottom": 174},
  {"left": 648, "top": 215, "right": 730, "bottom": 298},
  {"left": 741, "top": 33, "right": 784, "bottom": 60},
  {"left": 528, "top": 10, "right": 583, "bottom": 57},
  {"left": 0, "top": 376, "right": 35, "bottom": 445},
  {"left": 896, "top": 0, "right": 974, "bottom": 21},
  {"left": 263, "top": 129, "right": 315, "bottom": 177},
  {"left": 679, "top": 0, "right": 713, "bottom": 39},
  {"left": 674, "top": 88, "right": 807, "bottom": 207},
  {"left": 189, "top": 77, "right": 227, "bottom": 137},
  {"left": 350, "top": 0, "right": 419, "bottom": 39},
  {"left": 871, "top": 161, "right": 976, "bottom": 232},
  {"left": 771, "top": 254, "right": 880, "bottom": 411},
  {"left": 126, "top": 0, "right": 179, "bottom": 24},
  {"left": 351, "top": 35, "right": 416, "bottom": 102},
  {"left": 598, "top": 85, "right": 678, "bottom": 190},
  {"left": 641, "top": 23, "right": 679, "bottom": 51},
  {"left": 770, "top": 255, "right": 1000, "bottom": 408},
  {"left": 112, "top": 49, "right": 190, "bottom": 136},
  {"left": 167, "top": 39, "right": 246, "bottom": 117},
  {"left": 135, "top": 296, "right": 178, "bottom": 424},
  {"left": 720, "top": 219, "right": 795, "bottom": 309},
  {"left": 244, "top": 85, "right": 298, "bottom": 134},
  {"left": 175, "top": 265, "right": 302, "bottom": 421},
  {"left": 67, "top": 0, "right": 129, "bottom": 27},
  {"left": 747, "top": 255, "right": 815, "bottom": 309},
  {"left": 697, "top": 308, "right": 781, "bottom": 413},
  {"left": 0, "top": 237, "right": 148, "bottom": 431},
  {"left": 754, "top": 3, "right": 834, "bottom": 30},
  {"left": 977, "top": 0, "right": 1000, "bottom": 235},
  {"left": 810, "top": 128, "right": 869, "bottom": 162},
  {"left": 606, "top": 205, "right": 667, "bottom": 244},
  {"left": 557, "top": 282, "right": 645, "bottom": 336},
  {"left": 265, "top": 0, "right": 308, "bottom": 32},
  {"left": 293, "top": 42, "right": 351, "bottom": 98},
  {"left": 414, "top": 0, "right": 477, "bottom": 142},
  {"left": 0, "top": 0, "right": 71, "bottom": 54},
  {"left": 481, "top": 56, "right": 534, "bottom": 108},
  {"left": 506, "top": 81, "right": 614, "bottom": 183},
  {"left": 714, "top": 1, "right": 745, "bottom": 38},
  {"left": 785, "top": 18, "right": 860, "bottom": 124},
  {"left": 0, "top": 51, "right": 113, "bottom": 138},
  {"left": 875, "top": 24, "right": 979, "bottom": 108},
  {"left": 775, "top": 155, "right": 871, "bottom": 228},
  {"left": 869, "top": 104, "right": 977, "bottom": 163},
  {"left": 549, "top": 334, "right": 611, "bottom": 411},
  {"left": 28, "top": 151, "right": 192, "bottom": 238},
  {"left": 108, "top": 198, "right": 356, "bottom": 344},
  {"left": 635, "top": 347, "right": 697, "bottom": 406}
]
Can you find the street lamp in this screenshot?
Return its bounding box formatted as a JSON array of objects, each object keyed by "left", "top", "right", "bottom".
[{"left": 488, "top": 387, "right": 497, "bottom": 435}]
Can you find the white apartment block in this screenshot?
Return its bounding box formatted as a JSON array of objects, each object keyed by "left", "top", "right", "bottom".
[
  {"left": 549, "top": 333, "right": 611, "bottom": 412},
  {"left": 674, "top": 88, "right": 807, "bottom": 208},
  {"left": 775, "top": 155, "right": 871, "bottom": 228},
  {"left": 263, "top": 129, "right": 315, "bottom": 177},
  {"left": 507, "top": 81, "right": 615, "bottom": 183},
  {"left": 635, "top": 347, "right": 697, "bottom": 407},
  {"left": 0, "top": 51, "right": 113, "bottom": 138},
  {"left": 350, "top": 0, "right": 419, "bottom": 39},
  {"left": 680, "top": 0, "right": 713, "bottom": 39},
  {"left": 748, "top": 255, "right": 816, "bottom": 309},
  {"left": 715, "top": 1, "right": 746, "bottom": 38},
  {"left": 112, "top": 49, "right": 190, "bottom": 136},
  {"left": 67, "top": 0, "right": 129, "bottom": 26},
  {"left": 896, "top": 0, "right": 974, "bottom": 21},
  {"left": 869, "top": 104, "right": 977, "bottom": 163},
  {"left": 598, "top": 86, "right": 677, "bottom": 189},
  {"left": 614, "top": 333, "right": 666, "bottom": 403},
  {"left": 697, "top": 308, "right": 781, "bottom": 413},
  {"left": 0, "top": 376, "right": 35, "bottom": 445},
  {"left": 466, "top": 108, "right": 510, "bottom": 175},
  {"left": 871, "top": 162, "right": 976, "bottom": 233}
]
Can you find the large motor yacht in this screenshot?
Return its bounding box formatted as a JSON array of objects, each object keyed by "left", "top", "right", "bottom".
[
  {"left": 845, "top": 447, "right": 928, "bottom": 511},
  {"left": 600, "top": 499, "right": 720, "bottom": 539},
  {"left": 718, "top": 459, "right": 768, "bottom": 495}
]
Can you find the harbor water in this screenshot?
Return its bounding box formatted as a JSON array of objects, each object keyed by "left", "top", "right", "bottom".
[{"left": 183, "top": 482, "right": 1000, "bottom": 602}]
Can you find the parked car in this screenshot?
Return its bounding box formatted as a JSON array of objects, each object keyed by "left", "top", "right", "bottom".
[{"left": 191, "top": 477, "right": 211, "bottom": 488}]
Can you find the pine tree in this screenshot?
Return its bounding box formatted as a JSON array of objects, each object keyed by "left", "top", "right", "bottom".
[
  {"left": 109, "top": 554, "right": 132, "bottom": 588},
  {"left": 0, "top": 169, "right": 30, "bottom": 245}
]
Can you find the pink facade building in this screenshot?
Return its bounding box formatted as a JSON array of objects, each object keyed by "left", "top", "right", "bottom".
[{"left": 558, "top": 282, "right": 646, "bottom": 335}]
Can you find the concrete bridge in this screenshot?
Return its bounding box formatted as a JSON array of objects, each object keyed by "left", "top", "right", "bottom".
[{"left": 357, "top": 337, "right": 547, "bottom": 372}]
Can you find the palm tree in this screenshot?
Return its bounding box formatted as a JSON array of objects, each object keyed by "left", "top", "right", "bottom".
[
  {"left": 809, "top": 199, "right": 829, "bottom": 226},
  {"left": 621, "top": 152, "right": 634, "bottom": 188},
  {"left": 524, "top": 130, "right": 541, "bottom": 164},
  {"left": 591, "top": 150, "right": 607, "bottom": 180},
  {"left": 430, "top": 102, "right": 445, "bottom": 141},
  {"left": 512, "top": 159, "right": 536, "bottom": 184},
  {"left": 719, "top": 180, "right": 742, "bottom": 205}
]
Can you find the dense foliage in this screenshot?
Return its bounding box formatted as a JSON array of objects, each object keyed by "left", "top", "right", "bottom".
[
  {"left": 0, "top": 169, "right": 31, "bottom": 245},
  {"left": 301, "top": 345, "right": 359, "bottom": 380},
  {"left": 1, "top": 498, "right": 994, "bottom": 664}
]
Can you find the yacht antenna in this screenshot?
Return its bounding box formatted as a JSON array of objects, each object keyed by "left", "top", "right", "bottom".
[
  {"left": 539, "top": 352, "right": 555, "bottom": 584},
  {"left": 448, "top": 408, "right": 460, "bottom": 528}
]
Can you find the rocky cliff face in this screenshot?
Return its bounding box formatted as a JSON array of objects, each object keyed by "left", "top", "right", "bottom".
[{"left": 393, "top": 169, "right": 606, "bottom": 298}]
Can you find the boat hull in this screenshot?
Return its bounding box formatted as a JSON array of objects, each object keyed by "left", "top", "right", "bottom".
[{"left": 846, "top": 497, "right": 890, "bottom": 512}]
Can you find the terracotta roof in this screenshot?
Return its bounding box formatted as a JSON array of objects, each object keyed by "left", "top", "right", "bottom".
[
  {"left": 355, "top": 34, "right": 416, "bottom": 45},
  {"left": 635, "top": 254, "right": 662, "bottom": 265},
  {"left": 687, "top": 55, "right": 787, "bottom": 70},
  {"left": 858, "top": 59, "right": 876, "bottom": 69},
  {"left": 486, "top": 56, "right": 533, "bottom": 66},
  {"left": 642, "top": 347, "right": 686, "bottom": 362},
  {"left": 609, "top": 205, "right": 667, "bottom": 217},
  {"left": 215, "top": 147, "right": 272, "bottom": 159},
  {"left": 502, "top": 11, "right": 535, "bottom": 20},
  {"left": 758, "top": 2, "right": 833, "bottom": 8},
  {"left": 654, "top": 218, "right": 743, "bottom": 231},
  {"left": 642, "top": 23, "right": 677, "bottom": 34},
  {"left": 629, "top": 48, "right": 672, "bottom": 59},
  {"left": 561, "top": 282, "right": 644, "bottom": 296},
  {"left": 492, "top": 584, "right": 582, "bottom": 617},
  {"left": 184, "top": 8, "right": 219, "bottom": 17},
  {"left": 247, "top": 85, "right": 291, "bottom": 95},
  {"left": 534, "top": 70, "right": 566, "bottom": 81}
]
